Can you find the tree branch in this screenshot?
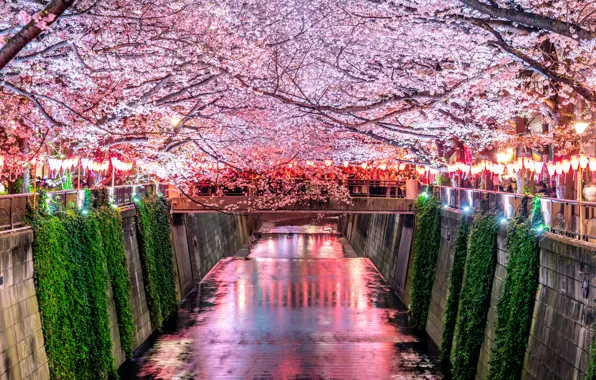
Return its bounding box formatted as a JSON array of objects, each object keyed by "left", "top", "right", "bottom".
[
  {"left": 459, "top": 0, "right": 595, "bottom": 40},
  {"left": 0, "top": 0, "right": 76, "bottom": 71}
]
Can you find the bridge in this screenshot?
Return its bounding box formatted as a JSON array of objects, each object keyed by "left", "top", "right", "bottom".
[{"left": 169, "top": 196, "right": 416, "bottom": 214}]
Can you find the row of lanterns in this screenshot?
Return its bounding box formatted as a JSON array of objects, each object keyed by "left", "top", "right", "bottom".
[{"left": 448, "top": 155, "right": 596, "bottom": 177}]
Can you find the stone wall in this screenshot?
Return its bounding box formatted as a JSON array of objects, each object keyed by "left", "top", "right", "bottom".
[
  {"left": 521, "top": 234, "right": 596, "bottom": 380},
  {"left": 0, "top": 230, "right": 49, "bottom": 380},
  {"left": 340, "top": 208, "right": 596, "bottom": 380},
  {"left": 339, "top": 213, "right": 415, "bottom": 304},
  {"left": 183, "top": 213, "right": 252, "bottom": 284}
]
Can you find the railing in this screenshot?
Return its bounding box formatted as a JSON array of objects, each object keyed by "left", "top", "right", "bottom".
[
  {"left": 192, "top": 180, "right": 407, "bottom": 198},
  {"left": 433, "top": 186, "right": 596, "bottom": 242},
  {"left": 0, "top": 183, "right": 167, "bottom": 231}
]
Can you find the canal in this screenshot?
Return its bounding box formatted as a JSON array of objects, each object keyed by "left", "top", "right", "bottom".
[{"left": 129, "top": 222, "right": 443, "bottom": 379}]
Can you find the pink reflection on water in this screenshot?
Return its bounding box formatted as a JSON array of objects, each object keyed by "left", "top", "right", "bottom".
[
  {"left": 135, "top": 234, "right": 442, "bottom": 379},
  {"left": 250, "top": 233, "right": 345, "bottom": 259}
]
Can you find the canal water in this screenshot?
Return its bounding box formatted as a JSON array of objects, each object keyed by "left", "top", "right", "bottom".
[{"left": 130, "top": 223, "right": 443, "bottom": 379}]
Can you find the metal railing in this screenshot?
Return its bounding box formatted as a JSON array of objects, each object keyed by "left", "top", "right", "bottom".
[
  {"left": 191, "top": 180, "right": 407, "bottom": 198},
  {"left": 0, "top": 183, "right": 167, "bottom": 231},
  {"left": 433, "top": 186, "right": 596, "bottom": 242}
]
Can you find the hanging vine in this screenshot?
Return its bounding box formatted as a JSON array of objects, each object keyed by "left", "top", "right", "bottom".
[
  {"left": 440, "top": 214, "right": 471, "bottom": 361},
  {"left": 452, "top": 201, "right": 498, "bottom": 380},
  {"left": 488, "top": 197, "right": 544, "bottom": 380},
  {"left": 136, "top": 193, "right": 178, "bottom": 328},
  {"left": 97, "top": 206, "right": 136, "bottom": 357},
  {"left": 409, "top": 193, "right": 442, "bottom": 330},
  {"left": 31, "top": 208, "right": 116, "bottom": 379}
]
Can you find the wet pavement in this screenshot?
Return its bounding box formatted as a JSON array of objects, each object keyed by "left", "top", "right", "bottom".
[{"left": 131, "top": 227, "right": 443, "bottom": 379}]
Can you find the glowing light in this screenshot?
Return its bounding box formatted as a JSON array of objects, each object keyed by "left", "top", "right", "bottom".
[
  {"left": 574, "top": 121, "right": 590, "bottom": 135},
  {"left": 463, "top": 206, "right": 471, "bottom": 213},
  {"left": 571, "top": 155, "right": 579, "bottom": 170},
  {"left": 590, "top": 158, "right": 596, "bottom": 171},
  {"left": 343, "top": 161, "right": 349, "bottom": 168},
  {"left": 500, "top": 217, "right": 508, "bottom": 224},
  {"left": 562, "top": 160, "right": 571, "bottom": 173},
  {"left": 379, "top": 164, "right": 387, "bottom": 171},
  {"left": 534, "top": 161, "right": 544, "bottom": 174},
  {"left": 171, "top": 116, "right": 181, "bottom": 125},
  {"left": 361, "top": 162, "right": 367, "bottom": 169},
  {"left": 547, "top": 162, "right": 556, "bottom": 176},
  {"left": 496, "top": 149, "right": 513, "bottom": 164},
  {"left": 580, "top": 154, "right": 589, "bottom": 169},
  {"left": 324, "top": 159, "right": 333, "bottom": 167}
]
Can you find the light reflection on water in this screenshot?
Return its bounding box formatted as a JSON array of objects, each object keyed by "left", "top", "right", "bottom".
[
  {"left": 249, "top": 233, "right": 345, "bottom": 259},
  {"left": 131, "top": 228, "right": 443, "bottom": 379}
]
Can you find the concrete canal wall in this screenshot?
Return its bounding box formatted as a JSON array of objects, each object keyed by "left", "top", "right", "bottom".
[
  {"left": 0, "top": 230, "right": 49, "bottom": 380},
  {"left": 0, "top": 209, "right": 254, "bottom": 379},
  {"left": 340, "top": 208, "right": 596, "bottom": 380}
]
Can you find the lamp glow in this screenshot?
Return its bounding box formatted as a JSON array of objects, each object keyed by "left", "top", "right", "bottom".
[{"left": 574, "top": 121, "right": 590, "bottom": 135}]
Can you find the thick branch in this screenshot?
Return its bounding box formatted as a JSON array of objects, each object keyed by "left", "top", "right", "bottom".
[
  {"left": 477, "top": 22, "right": 596, "bottom": 102},
  {"left": 459, "top": 0, "right": 595, "bottom": 40},
  {"left": 0, "top": 0, "right": 76, "bottom": 71}
]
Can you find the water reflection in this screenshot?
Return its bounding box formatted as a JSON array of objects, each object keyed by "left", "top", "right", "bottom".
[
  {"left": 132, "top": 231, "right": 442, "bottom": 379},
  {"left": 250, "top": 233, "right": 345, "bottom": 259}
]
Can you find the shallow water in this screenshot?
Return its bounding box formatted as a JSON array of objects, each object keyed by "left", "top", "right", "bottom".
[{"left": 130, "top": 227, "right": 443, "bottom": 379}]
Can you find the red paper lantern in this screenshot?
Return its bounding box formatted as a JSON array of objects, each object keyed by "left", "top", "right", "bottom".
[{"left": 580, "top": 154, "right": 589, "bottom": 169}]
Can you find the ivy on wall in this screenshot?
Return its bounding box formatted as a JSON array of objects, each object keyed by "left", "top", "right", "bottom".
[
  {"left": 31, "top": 205, "right": 116, "bottom": 379},
  {"left": 409, "top": 194, "right": 442, "bottom": 330},
  {"left": 452, "top": 203, "right": 498, "bottom": 380},
  {"left": 440, "top": 214, "right": 471, "bottom": 361},
  {"left": 97, "top": 207, "right": 136, "bottom": 356},
  {"left": 488, "top": 197, "right": 543, "bottom": 380},
  {"left": 136, "top": 193, "right": 178, "bottom": 328}
]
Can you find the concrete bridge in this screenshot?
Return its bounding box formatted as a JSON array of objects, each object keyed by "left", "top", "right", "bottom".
[{"left": 170, "top": 196, "right": 416, "bottom": 214}]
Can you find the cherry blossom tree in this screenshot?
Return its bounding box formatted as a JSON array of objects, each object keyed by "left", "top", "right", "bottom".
[{"left": 0, "top": 0, "right": 594, "bottom": 190}]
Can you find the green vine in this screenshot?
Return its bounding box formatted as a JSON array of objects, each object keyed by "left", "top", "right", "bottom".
[
  {"left": 97, "top": 206, "right": 136, "bottom": 356},
  {"left": 440, "top": 214, "right": 471, "bottom": 360},
  {"left": 31, "top": 209, "right": 116, "bottom": 379},
  {"left": 452, "top": 208, "right": 498, "bottom": 380},
  {"left": 409, "top": 194, "right": 442, "bottom": 329},
  {"left": 488, "top": 197, "right": 543, "bottom": 380},
  {"left": 136, "top": 193, "right": 178, "bottom": 328}
]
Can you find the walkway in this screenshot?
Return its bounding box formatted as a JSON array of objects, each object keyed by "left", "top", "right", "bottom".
[{"left": 132, "top": 226, "right": 443, "bottom": 379}]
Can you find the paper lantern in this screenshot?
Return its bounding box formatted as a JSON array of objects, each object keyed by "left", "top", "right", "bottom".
[
  {"left": 526, "top": 159, "right": 535, "bottom": 172},
  {"left": 547, "top": 162, "right": 556, "bottom": 176},
  {"left": 571, "top": 155, "right": 579, "bottom": 170},
  {"left": 343, "top": 161, "right": 349, "bottom": 168},
  {"left": 416, "top": 166, "right": 426, "bottom": 175},
  {"left": 496, "top": 164, "right": 505, "bottom": 175},
  {"left": 590, "top": 157, "right": 596, "bottom": 172},
  {"left": 580, "top": 154, "right": 589, "bottom": 169},
  {"left": 0, "top": 155, "right": 3, "bottom": 167},
  {"left": 379, "top": 164, "right": 387, "bottom": 171},
  {"left": 534, "top": 161, "right": 544, "bottom": 174},
  {"left": 306, "top": 160, "right": 314, "bottom": 167},
  {"left": 361, "top": 163, "right": 367, "bottom": 169},
  {"left": 562, "top": 160, "right": 571, "bottom": 173},
  {"left": 324, "top": 159, "right": 333, "bottom": 167},
  {"left": 398, "top": 163, "right": 406, "bottom": 171},
  {"left": 555, "top": 161, "right": 563, "bottom": 175}
]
